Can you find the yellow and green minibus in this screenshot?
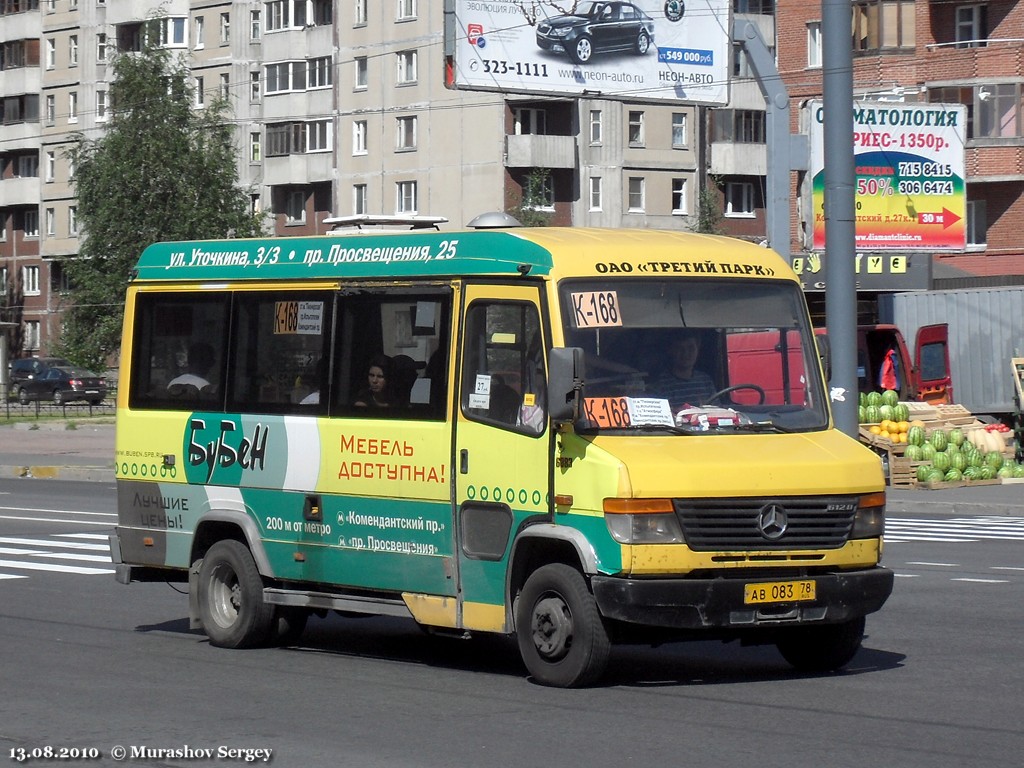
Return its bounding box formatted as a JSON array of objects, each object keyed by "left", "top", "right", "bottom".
[{"left": 110, "top": 227, "right": 893, "bottom": 687}]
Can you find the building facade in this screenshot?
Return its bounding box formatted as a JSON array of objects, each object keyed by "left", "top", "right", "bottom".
[{"left": 0, "top": 0, "right": 701, "bottom": 358}]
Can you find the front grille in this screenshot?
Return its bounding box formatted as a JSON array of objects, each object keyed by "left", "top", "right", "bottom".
[{"left": 674, "top": 496, "right": 857, "bottom": 551}]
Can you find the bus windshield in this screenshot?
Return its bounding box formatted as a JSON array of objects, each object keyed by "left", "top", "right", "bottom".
[{"left": 558, "top": 278, "right": 829, "bottom": 433}]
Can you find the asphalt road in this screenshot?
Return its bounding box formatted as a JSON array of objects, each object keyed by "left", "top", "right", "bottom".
[{"left": 1, "top": 479, "right": 1023, "bottom": 768}]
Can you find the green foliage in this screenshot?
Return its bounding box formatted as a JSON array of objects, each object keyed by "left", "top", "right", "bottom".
[
  {"left": 59, "top": 26, "right": 264, "bottom": 371},
  {"left": 507, "top": 168, "right": 554, "bottom": 228},
  {"left": 692, "top": 182, "right": 723, "bottom": 235}
]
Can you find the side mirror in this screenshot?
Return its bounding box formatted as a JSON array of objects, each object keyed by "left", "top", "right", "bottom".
[
  {"left": 816, "top": 333, "right": 832, "bottom": 384},
  {"left": 547, "top": 347, "right": 585, "bottom": 423}
]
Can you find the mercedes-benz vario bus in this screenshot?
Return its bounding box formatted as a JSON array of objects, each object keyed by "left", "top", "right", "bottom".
[{"left": 110, "top": 227, "right": 893, "bottom": 687}]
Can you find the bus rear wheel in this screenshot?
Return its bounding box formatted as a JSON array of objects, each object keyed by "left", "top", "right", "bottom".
[
  {"left": 197, "top": 540, "right": 274, "bottom": 648},
  {"left": 776, "top": 616, "right": 866, "bottom": 672},
  {"left": 515, "top": 563, "right": 611, "bottom": 687}
]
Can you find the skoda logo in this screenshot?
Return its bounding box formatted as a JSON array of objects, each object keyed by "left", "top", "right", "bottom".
[{"left": 757, "top": 504, "right": 788, "bottom": 540}]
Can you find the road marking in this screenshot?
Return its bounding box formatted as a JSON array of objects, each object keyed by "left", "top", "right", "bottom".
[
  {"left": 0, "top": 515, "right": 114, "bottom": 527},
  {"left": 952, "top": 578, "right": 1010, "bottom": 584},
  {"left": 0, "top": 506, "right": 116, "bottom": 518},
  {"left": 0, "top": 574, "right": 27, "bottom": 580},
  {"left": 0, "top": 558, "right": 114, "bottom": 575},
  {"left": 906, "top": 561, "right": 960, "bottom": 567},
  {"left": 0, "top": 536, "right": 108, "bottom": 550},
  {"left": 887, "top": 516, "right": 1024, "bottom": 543},
  {"left": 991, "top": 566, "right": 1024, "bottom": 572},
  {"left": 894, "top": 573, "right": 920, "bottom": 578}
]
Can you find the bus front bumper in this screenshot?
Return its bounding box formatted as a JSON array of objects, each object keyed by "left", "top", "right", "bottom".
[{"left": 590, "top": 567, "right": 894, "bottom": 629}]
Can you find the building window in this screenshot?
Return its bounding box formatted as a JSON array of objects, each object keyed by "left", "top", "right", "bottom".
[
  {"left": 194, "top": 16, "right": 204, "bottom": 48},
  {"left": 23, "top": 265, "right": 41, "bottom": 295},
  {"left": 15, "top": 154, "right": 38, "bottom": 178},
  {"left": 628, "top": 177, "right": 645, "bottom": 212},
  {"left": 807, "top": 21, "right": 822, "bottom": 68},
  {"left": 589, "top": 109, "right": 602, "bottom": 144},
  {"left": 96, "top": 89, "right": 107, "bottom": 120},
  {"left": 956, "top": 5, "right": 987, "bottom": 48},
  {"left": 308, "top": 120, "right": 331, "bottom": 152},
  {"left": 250, "top": 71, "right": 261, "bottom": 101},
  {"left": 45, "top": 207, "right": 55, "bottom": 236},
  {"left": 69, "top": 34, "right": 77, "bottom": 66},
  {"left": 672, "top": 178, "right": 687, "bottom": 214},
  {"left": 309, "top": 56, "right": 332, "bottom": 89},
  {"left": 250, "top": 10, "right": 261, "bottom": 40},
  {"left": 220, "top": 12, "right": 230, "bottom": 44},
  {"left": 513, "top": 107, "right": 546, "bottom": 135},
  {"left": 397, "top": 0, "right": 416, "bottom": 20},
  {"left": 219, "top": 73, "right": 229, "bottom": 99},
  {"left": 713, "top": 109, "right": 766, "bottom": 143},
  {"left": 589, "top": 176, "right": 602, "bottom": 211},
  {"left": 396, "top": 115, "right": 417, "bottom": 150},
  {"left": 285, "top": 190, "right": 306, "bottom": 224},
  {"left": 671, "top": 112, "right": 688, "bottom": 148},
  {"left": 396, "top": 50, "right": 417, "bottom": 84},
  {"left": 355, "top": 0, "right": 367, "bottom": 25},
  {"left": 628, "top": 110, "right": 644, "bottom": 146},
  {"left": 45, "top": 151, "right": 55, "bottom": 182},
  {"left": 68, "top": 206, "right": 77, "bottom": 236},
  {"left": 966, "top": 199, "right": 987, "bottom": 246},
  {"left": 265, "top": 61, "right": 307, "bottom": 93},
  {"left": 353, "top": 184, "right": 368, "bottom": 215},
  {"left": 355, "top": 57, "right": 368, "bottom": 89},
  {"left": 45, "top": 95, "right": 55, "bottom": 125},
  {"left": 397, "top": 180, "right": 418, "bottom": 213},
  {"left": 160, "top": 17, "right": 187, "bottom": 48},
  {"left": 852, "top": 0, "right": 915, "bottom": 52},
  {"left": 353, "top": 120, "right": 368, "bottom": 155},
  {"left": 725, "top": 181, "right": 755, "bottom": 217},
  {"left": 250, "top": 132, "right": 261, "bottom": 162},
  {"left": 195, "top": 77, "right": 205, "bottom": 107},
  {"left": 68, "top": 91, "right": 78, "bottom": 123},
  {"left": 24, "top": 321, "right": 40, "bottom": 352},
  {"left": 45, "top": 38, "right": 55, "bottom": 68},
  {"left": 97, "top": 33, "right": 107, "bottom": 62}
]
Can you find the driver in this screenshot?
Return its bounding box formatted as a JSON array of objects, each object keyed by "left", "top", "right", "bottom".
[{"left": 650, "top": 330, "right": 716, "bottom": 411}]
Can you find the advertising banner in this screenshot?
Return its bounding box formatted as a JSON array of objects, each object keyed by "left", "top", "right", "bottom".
[
  {"left": 450, "top": 1, "right": 732, "bottom": 105},
  {"left": 809, "top": 100, "right": 967, "bottom": 252}
]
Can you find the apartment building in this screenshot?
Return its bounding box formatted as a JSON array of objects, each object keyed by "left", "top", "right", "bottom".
[{"left": 1, "top": 0, "right": 701, "bottom": 358}]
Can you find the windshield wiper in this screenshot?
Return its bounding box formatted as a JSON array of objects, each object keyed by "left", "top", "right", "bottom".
[{"left": 722, "top": 420, "right": 794, "bottom": 433}]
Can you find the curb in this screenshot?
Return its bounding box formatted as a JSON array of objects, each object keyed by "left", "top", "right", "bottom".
[{"left": 1, "top": 464, "right": 116, "bottom": 483}]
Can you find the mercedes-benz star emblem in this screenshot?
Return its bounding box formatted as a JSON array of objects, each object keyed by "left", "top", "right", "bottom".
[{"left": 757, "top": 504, "right": 788, "bottom": 540}]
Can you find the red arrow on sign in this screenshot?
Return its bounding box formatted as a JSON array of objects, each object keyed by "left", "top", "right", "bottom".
[{"left": 918, "top": 208, "right": 962, "bottom": 228}]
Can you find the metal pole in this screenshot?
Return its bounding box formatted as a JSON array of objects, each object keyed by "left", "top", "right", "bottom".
[{"left": 822, "top": 0, "right": 858, "bottom": 436}]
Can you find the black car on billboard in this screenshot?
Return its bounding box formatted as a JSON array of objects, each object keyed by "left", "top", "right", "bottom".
[{"left": 536, "top": 2, "right": 656, "bottom": 65}]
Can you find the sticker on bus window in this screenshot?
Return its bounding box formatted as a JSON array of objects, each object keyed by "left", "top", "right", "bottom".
[
  {"left": 583, "top": 397, "right": 674, "bottom": 428},
  {"left": 274, "top": 301, "right": 324, "bottom": 335},
  {"left": 569, "top": 291, "right": 622, "bottom": 328}
]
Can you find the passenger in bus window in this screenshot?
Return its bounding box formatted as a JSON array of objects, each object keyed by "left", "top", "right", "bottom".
[
  {"left": 299, "top": 358, "right": 324, "bottom": 405},
  {"left": 167, "top": 342, "right": 215, "bottom": 393},
  {"left": 354, "top": 354, "right": 393, "bottom": 407}
]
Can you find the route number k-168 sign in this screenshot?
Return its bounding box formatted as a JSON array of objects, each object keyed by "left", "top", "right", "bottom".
[
  {"left": 450, "top": 0, "right": 732, "bottom": 105},
  {"left": 809, "top": 100, "right": 968, "bottom": 251}
]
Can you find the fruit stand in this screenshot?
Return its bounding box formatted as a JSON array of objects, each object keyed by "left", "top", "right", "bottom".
[{"left": 858, "top": 390, "right": 1023, "bottom": 489}]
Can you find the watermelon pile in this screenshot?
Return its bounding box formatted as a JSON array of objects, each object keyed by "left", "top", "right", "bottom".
[
  {"left": 909, "top": 426, "right": 1024, "bottom": 485},
  {"left": 858, "top": 389, "right": 910, "bottom": 425}
]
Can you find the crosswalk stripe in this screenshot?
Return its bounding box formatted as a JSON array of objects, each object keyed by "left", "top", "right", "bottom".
[
  {"left": 0, "top": 558, "right": 114, "bottom": 575},
  {"left": 0, "top": 536, "right": 109, "bottom": 550},
  {"left": 0, "top": 515, "right": 114, "bottom": 526},
  {"left": 0, "top": 574, "right": 27, "bottom": 580}
]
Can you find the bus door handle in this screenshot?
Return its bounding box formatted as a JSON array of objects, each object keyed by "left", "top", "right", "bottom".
[{"left": 460, "top": 449, "right": 469, "bottom": 474}]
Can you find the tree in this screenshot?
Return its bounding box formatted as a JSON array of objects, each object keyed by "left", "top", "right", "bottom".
[
  {"left": 60, "top": 23, "right": 263, "bottom": 370},
  {"left": 506, "top": 168, "right": 555, "bottom": 227},
  {"left": 692, "top": 182, "right": 724, "bottom": 235}
]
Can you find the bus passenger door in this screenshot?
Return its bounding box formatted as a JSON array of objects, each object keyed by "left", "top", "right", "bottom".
[{"left": 454, "top": 285, "right": 550, "bottom": 633}]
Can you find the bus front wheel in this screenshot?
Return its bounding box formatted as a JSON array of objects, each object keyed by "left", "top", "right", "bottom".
[
  {"left": 776, "top": 616, "right": 866, "bottom": 672},
  {"left": 515, "top": 563, "right": 611, "bottom": 687},
  {"left": 197, "top": 540, "right": 274, "bottom": 648}
]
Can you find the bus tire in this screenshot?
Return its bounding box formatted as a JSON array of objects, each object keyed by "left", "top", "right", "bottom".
[
  {"left": 776, "top": 616, "right": 865, "bottom": 672},
  {"left": 515, "top": 563, "right": 611, "bottom": 688},
  {"left": 197, "top": 540, "right": 274, "bottom": 649}
]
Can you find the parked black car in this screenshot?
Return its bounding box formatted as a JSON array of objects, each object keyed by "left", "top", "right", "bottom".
[
  {"left": 12, "top": 361, "right": 107, "bottom": 405},
  {"left": 536, "top": 2, "right": 656, "bottom": 64},
  {"left": 8, "top": 357, "right": 71, "bottom": 397}
]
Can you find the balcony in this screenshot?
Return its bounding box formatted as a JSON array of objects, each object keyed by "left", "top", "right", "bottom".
[
  {"left": 505, "top": 134, "right": 577, "bottom": 169},
  {"left": 709, "top": 142, "right": 766, "bottom": 176},
  {"left": 263, "top": 152, "right": 333, "bottom": 185}
]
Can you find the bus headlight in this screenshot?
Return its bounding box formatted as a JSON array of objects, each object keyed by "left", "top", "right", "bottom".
[
  {"left": 604, "top": 498, "right": 685, "bottom": 544},
  {"left": 850, "top": 491, "right": 885, "bottom": 539}
]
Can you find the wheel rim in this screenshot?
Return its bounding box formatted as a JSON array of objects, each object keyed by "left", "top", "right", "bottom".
[
  {"left": 19, "top": 389, "right": 28, "bottom": 404},
  {"left": 576, "top": 40, "right": 592, "bottom": 61},
  {"left": 207, "top": 563, "right": 242, "bottom": 629},
  {"left": 54, "top": 391, "right": 63, "bottom": 404},
  {"left": 638, "top": 34, "right": 649, "bottom": 53},
  {"left": 530, "top": 595, "right": 574, "bottom": 661}
]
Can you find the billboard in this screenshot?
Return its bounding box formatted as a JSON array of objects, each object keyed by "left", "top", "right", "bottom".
[
  {"left": 808, "top": 100, "right": 967, "bottom": 252},
  {"left": 450, "top": 1, "right": 732, "bottom": 105}
]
